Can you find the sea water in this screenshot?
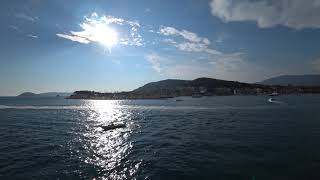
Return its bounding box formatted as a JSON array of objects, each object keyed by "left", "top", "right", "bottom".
[{"left": 0, "top": 95, "right": 320, "bottom": 179}]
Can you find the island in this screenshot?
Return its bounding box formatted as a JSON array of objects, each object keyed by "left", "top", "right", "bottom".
[
  {"left": 66, "top": 77, "right": 320, "bottom": 100},
  {"left": 17, "top": 92, "right": 39, "bottom": 97}
]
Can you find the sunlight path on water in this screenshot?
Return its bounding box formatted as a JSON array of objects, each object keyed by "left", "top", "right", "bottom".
[{"left": 74, "top": 100, "right": 140, "bottom": 179}]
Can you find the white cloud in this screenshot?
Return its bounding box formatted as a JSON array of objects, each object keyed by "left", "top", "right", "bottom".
[
  {"left": 57, "top": 13, "right": 143, "bottom": 47},
  {"left": 145, "top": 53, "right": 163, "bottom": 73},
  {"left": 27, "top": 34, "right": 39, "bottom": 39},
  {"left": 14, "top": 13, "right": 38, "bottom": 22},
  {"left": 176, "top": 42, "right": 221, "bottom": 54},
  {"left": 159, "top": 26, "right": 206, "bottom": 43},
  {"left": 210, "top": 0, "right": 320, "bottom": 29},
  {"left": 159, "top": 26, "right": 221, "bottom": 55},
  {"left": 154, "top": 26, "right": 267, "bottom": 81},
  {"left": 163, "top": 38, "right": 177, "bottom": 44},
  {"left": 56, "top": 33, "right": 90, "bottom": 44}
]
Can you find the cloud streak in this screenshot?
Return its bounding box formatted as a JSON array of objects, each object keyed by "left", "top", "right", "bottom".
[
  {"left": 159, "top": 26, "right": 221, "bottom": 54},
  {"left": 145, "top": 53, "right": 163, "bottom": 73},
  {"left": 27, "top": 34, "right": 39, "bottom": 39},
  {"left": 14, "top": 13, "right": 38, "bottom": 22},
  {"left": 8, "top": 25, "right": 20, "bottom": 32},
  {"left": 56, "top": 33, "right": 89, "bottom": 43},
  {"left": 210, "top": 0, "right": 320, "bottom": 29}
]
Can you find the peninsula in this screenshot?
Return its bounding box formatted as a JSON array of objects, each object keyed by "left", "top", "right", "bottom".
[{"left": 67, "top": 77, "right": 320, "bottom": 100}]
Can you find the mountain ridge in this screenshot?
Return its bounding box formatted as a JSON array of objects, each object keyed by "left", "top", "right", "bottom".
[{"left": 259, "top": 74, "right": 320, "bottom": 86}]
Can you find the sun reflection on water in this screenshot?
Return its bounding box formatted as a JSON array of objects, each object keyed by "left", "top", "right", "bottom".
[{"left": 75, "top": 100, "right": 140, "bottom": 179}]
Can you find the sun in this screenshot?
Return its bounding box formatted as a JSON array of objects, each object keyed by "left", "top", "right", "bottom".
[{"left": 90, "top": 24, "right": 118, "bottom": 50}]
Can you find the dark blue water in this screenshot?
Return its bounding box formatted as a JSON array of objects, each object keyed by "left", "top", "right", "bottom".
[{"left": 1, "top": 95, "right": 320, "bottom": 179}]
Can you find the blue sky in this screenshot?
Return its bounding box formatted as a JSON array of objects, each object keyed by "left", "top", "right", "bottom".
[{"left": 1, "top": 0, "right": 320, "bottom": 96}]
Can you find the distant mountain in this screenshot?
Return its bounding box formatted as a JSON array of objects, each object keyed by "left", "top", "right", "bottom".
[
  {"left": 17, "top": 92, "right": 72, "bottom": 97},
  {"left": 133, "top": 79, "right": 189, "bottom": 92},
  {"left": 259, "top": 75, "right": 320, "bottom": 86},
  {"left": 38, "top": 92, "right": 72, "bottom": 97},
  {"left": 17, "top": 92, "right": 39, "bottom": 97}
]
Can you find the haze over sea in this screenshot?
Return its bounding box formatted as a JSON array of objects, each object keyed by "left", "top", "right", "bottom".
[{"left": 1, "top": 95, "right": 320, "bottom": 179}]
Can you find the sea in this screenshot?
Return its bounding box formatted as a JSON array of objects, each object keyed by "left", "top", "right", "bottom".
[{"left": 0, "top": 95, "right": 320, "bottom": 180}]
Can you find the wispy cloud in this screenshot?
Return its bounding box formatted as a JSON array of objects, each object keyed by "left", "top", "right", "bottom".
[
  {"left": 14, "top": 13, "right": 38, "bottom": 22},
  {"left": 145, "top": 53, "right": 163, "bottom": 73},
  {"left": 8, "top": 25, "right": 20, "bottom": 31},
  {"left": 210, "top": 0, "right": 320, "bottom": 29},
  {"left": 216, "top": 32, "right": 230, "bottom": 43},
  {"left": 56, "top": 33, "right": 90, "bottom": 44},
  {"left": 150, "top": 52, "right": 272, "bottom": 82},
  {"left": 27, "top": 34, "right": 39, "bottom": 39},
  {"left": 158, "top": 26, "right": 221, "bottom": 55}
]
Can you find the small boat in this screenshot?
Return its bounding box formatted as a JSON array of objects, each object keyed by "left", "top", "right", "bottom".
[
  {"left": 192, "top": 94, "right": 202, "bottom": 98},
  {"left": 160, "top": 96, "right": 174, "bottom": 99},
  {"left": 175, "top": 99, "right": 184, "bottom": 101},
  {"left": 100, "top": 123, "right": 126, "bottom": 131},
  {"left": 268, "top": 92, "right": 279, "bottom": 96}
]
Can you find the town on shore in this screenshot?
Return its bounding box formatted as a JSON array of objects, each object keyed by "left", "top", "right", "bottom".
[{"left": 66, "top": 78, "right": 320, "bottom": 100}]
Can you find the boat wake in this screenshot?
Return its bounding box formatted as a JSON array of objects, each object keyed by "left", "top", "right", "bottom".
[{"left": 268, "top": 98, "right": 284, "bottom": 104}]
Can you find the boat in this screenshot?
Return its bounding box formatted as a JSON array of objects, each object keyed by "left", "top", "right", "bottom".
[
  {"left": 100, "top": 123, "right": 126, "bottom": 131},
  {"left": 160, "top": 96, "right": 174, "bottom": 99},
  {"left": 192, "top": 94, "right": 202, "bottom": 98},
  {"left": 175, "top": 99, "right": 184, "bottom": 101},
  {"left": 268, "top": 92, "right": 279, "bottom": 96}
]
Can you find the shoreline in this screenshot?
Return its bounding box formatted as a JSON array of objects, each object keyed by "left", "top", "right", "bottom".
[{"left": 65, "top": 93, "right": 320, "bottom": 100}]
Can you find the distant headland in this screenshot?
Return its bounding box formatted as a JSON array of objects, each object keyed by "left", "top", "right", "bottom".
[
  {"left": 67, "top": 77, "right": 320, "bottom": 100},
  {"left": 17, "top": 92, "right": 72, "bottom": 97}
]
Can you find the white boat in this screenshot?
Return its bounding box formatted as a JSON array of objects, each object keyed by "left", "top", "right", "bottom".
[{"left": 268, "top": 92, "right": 279, "bottom": 96}]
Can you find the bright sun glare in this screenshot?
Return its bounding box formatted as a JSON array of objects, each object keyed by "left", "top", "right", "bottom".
[{"left": 89, "top": 24, "right": 118, "bottom": 50}]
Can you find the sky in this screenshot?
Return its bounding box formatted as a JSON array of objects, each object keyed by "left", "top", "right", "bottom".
[{"left": 1, "top": 0, "right": 320, "bottom": 96}]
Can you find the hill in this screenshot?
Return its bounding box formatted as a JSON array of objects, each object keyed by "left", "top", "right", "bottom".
[
  {"left": 133, "top": 79, "right": 189, "bottom": 92},
  {"left": 17, "top": 92, "right": 39, "bottom": 97},
  {"left": 39, "top": 92, "right": 72, "bottom": 97},
  {"left": 259, "top": 75, "right": 320, "bottom": 86},
  {"left": 17, "top": 92, "right": 72, "bottom": 97},
  {"left": 133, "top": 78, "right": 263, "bottom": 93},
  {"left": 68, "top": 77, "right": 320, "bottom": 99}
]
